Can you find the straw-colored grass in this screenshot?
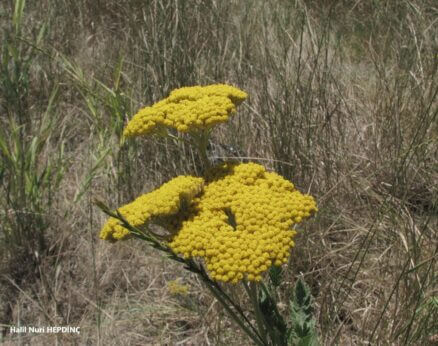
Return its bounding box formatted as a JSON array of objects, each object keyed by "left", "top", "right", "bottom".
[{"left": 1, "top": 0, "right": 437, "bottom": 344}]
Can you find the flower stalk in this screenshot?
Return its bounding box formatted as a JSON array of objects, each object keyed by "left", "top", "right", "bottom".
[
  {"left": 190, "top": 129, "right": 212, "bottom": 172},
  {"left": 244, "top": 280, "right": 269, "bottom": 345}
]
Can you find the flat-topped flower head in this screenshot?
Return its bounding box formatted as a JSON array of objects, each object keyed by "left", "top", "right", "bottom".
[
  {"left": 99, "top": 176, "right": 204, "bottom": 242},
  {"left": 123, "top": 84, "right": 248, "bottom": 137},
  {"left": 99, "top": 161, "right": 317, "bottom": 284},
  {"left": 169, "top": 162, "right": 318, "bottom": 284}
]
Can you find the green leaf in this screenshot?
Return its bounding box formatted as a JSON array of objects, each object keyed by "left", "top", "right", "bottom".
[
  {"left": 92, "top": 198, "right": 112, "bottom": 214},
  {"left": 269, "top": 265, "right": 283, "bottom": 287},
  {"left": 36, "top": 22, "right": 47, "bottom": 46},
  {"left": 259, "top": 285, "right": 288, "bottom": 345},
  {"left": 296, "top": 334, "right": 319, "bottom": 346},
  {"left": 113, "top": 54, "right": 124, "bottom": 91},
  {"left": 288, "top": 278, "right": 319, "bottom": 346},
  {"left": 73, "top": 147, "right": 111, "bottom": 202},
  {"left": 224, "top": 207, "right": 237, "bottom": 230},
  {"left": 13, "top": 0, "right": 26, "bottom": 35}
]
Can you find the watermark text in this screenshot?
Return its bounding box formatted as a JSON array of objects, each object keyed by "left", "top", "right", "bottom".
[{"left": 9, "top": 326, "right": 80, "bottom": 334}]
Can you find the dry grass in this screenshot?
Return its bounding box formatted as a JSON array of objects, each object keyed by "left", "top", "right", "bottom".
[{"left": 1, "top": 0, "right": 437, "bottom": 344}]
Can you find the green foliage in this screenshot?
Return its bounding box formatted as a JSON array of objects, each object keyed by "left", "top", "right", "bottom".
[
  {"left": 259, "top": 284, "right": 288, "bottom": 346},
  {"left": 269, "top": 266, "right": 283, "bottom": 288},
  {"left": 410, "top": 296, "right": 438, "bottom": 343},
  {"left": 0, "top": 0, "right": 64, "bottom": 264},
  {"left": 288, "top": 279, "right": 319, "bottom": 346}
]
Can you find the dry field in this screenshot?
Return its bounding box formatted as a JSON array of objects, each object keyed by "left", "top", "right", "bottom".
[{"left": 0, "top": 0, "right": 437, "bottom": 345}]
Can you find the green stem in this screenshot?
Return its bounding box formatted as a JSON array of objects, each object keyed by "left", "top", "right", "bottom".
[
  {"left": 203, "top": 281, "right": 266, "bottom": 346},
  {"left": 261, "top": 282, "right": 286, "bottom": 332},
  {"left": 260, "top": 282, "right": 288, "bottom": 345},
  {"left": 244, "top": 280, "right": 269, "bottom": 345},
  {"left": 191, "top": 130, "right": 211, "bottom": 172},
  {"left": 167, "top": 132, "right": 191, "bottom": 146},
  {"left": 192, "top": 264, "right": 265, "bottom": 344}
]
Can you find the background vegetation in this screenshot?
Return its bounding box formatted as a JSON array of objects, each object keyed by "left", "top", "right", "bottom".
[{"left": 1, "top": 0, "right": 437, "bottom": 344}]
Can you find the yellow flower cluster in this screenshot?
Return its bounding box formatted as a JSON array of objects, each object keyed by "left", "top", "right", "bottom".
[
  {"left": 169, "top": 162, "right": 317, "bottom": 284},
  {"left": 99, "top": 176, "right": 204, "bottom": 242},
  {"left": 123, "top": 84, "right": 248, "bottom": 137},
  {"left": 167, "top": 280, "right": 189, "bottom": 296},
  {"left": 99, "top": 162, "right": 317, "bottom": 284}
]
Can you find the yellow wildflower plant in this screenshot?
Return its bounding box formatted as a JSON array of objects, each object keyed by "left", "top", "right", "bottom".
[
  {"left": 169, "top": 162, "right": 318, "bottom": 284},
  {"left": 98, "top": 84, "right": 319, "bottom": 345},
  {"left": 99, "top": 176, "right": 204, "bottom": 242},
  {"left": 123, "top": 84, "right": 248, "bottom": 137}
]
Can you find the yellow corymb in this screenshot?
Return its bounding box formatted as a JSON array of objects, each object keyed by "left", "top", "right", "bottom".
[
  {"left": 99, "top": 176, "right": 204, "bottom": 242},
  {"left": 123, "top": 84, "right": 248, "bottom": 137},
  {"left": 100, "top": 162, "right": 317, "bottom": 284},
  {"left": 169, "top": 162, "right": 317, "bottom": 284}
]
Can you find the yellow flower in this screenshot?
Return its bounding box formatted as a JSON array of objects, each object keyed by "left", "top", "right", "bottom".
[
  {"left": 100, "top": 161, "right": 317, "bottom": 284},
  {"left": 169, "top": 162, "right": 317, "bottom": 284},
  {"left": 167, "top": 280, "right": 189, "bottom": 295},
  {"left": 99, "top": 176, "right": 204, "bottom": 242},
  {"left": 123, "top": 84, "right": 248, "bottom": 137}
]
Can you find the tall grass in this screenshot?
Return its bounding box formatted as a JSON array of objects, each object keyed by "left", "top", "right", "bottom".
[
  {"left": 0, "top": 0, "right": 437, "bottom": 344},
  {"left": 0, "top": 0, "right": 67, "bottom": 338}
]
